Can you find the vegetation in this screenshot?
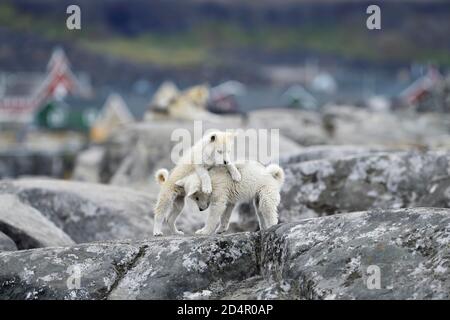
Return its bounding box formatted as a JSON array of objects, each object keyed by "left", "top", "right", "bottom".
[{"left": 1, "top": 2, "right": 449, "bottom": 68}]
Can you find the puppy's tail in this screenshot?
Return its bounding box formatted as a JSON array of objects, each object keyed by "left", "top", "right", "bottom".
[
  {"left": 266, "top": 164, "right": 285, "bottom": 186},
  {"left": 155, "top": 168, "right": 169, "bottom": 185}
]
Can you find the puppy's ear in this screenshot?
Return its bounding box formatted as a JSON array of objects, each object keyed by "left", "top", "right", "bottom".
[{"left": 186, "top": 188, "right": 197, "bottom": 197}]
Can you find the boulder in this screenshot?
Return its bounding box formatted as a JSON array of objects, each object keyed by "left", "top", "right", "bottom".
[
  {"left": 0, "top": 232, "right": 17, "bottom": 251},
  {"left": 0, "top": 149, "right": 67, "bottom": 179},
  {"left": 279, "top": 151, "right": 450, "bottom": 221},
  {"left": 71, "top": 146, "right": 105, "bottom": 183},
  {"left": 0, "top": 242, "right": 142, "bottom": 300},
  {"left": 1, "top": 208, "right": 449, "bottom": 300},
  {"left": 0, "top": 195, "right": 74, "bottom": 249},
  {"left": 261, "top": 208, "right": 450, "bottom": 299},
  {"left": 215, "top": 275, "right": 296, "bottom": 300},
  {"left": 280, "top": 145, "right": 392, "bottom": 166},
  {"left": 108, "top": 233, "right": 259, "bottom": 299},
  {"left": 0, "top": 178, "right": 209, "bottom": 241},
  {"left": 322, "top": 105, "right": 450, "bottom": 148},
  {"left": 0, "top": 233, "right": 260, "bottom": 300},
  {"left": 247, "top": 106, "right": 450, "bottom": 149},
  {"left": 0, "top": 179, "right": 154, "bottom": 243},
  {"left": 247, "top": 108, "right": 328, "bottom": 146}
]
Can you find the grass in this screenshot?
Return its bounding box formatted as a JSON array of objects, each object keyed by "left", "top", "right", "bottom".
[
  {"left": 0, "top": 3, "right": 88, "bottom": 40},
  {"left": 1, "top": 2, "right": 449, "bottom": 68},
  {"left": 80, "top": 35, "right": 209, "bottom": 67}
]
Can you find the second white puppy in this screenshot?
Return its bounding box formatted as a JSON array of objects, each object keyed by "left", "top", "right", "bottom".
[
  {"left": 153, "top": 130, "right": 241, "bottom": 236},
  {"left": 175, "top": 160, "right": 284, "bottom": 235}
]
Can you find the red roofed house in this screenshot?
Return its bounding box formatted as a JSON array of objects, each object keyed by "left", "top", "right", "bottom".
[
  {"left": 0, "top": 47, "right": 91, "bottom": 125},
  {"left": 399, "top": 67, "right": 443, "bottom": 106}
]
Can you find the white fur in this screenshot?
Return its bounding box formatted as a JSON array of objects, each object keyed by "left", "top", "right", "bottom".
[
  {"left": 155, "top": 169, "right": 169, "bottom": 185},
  {"left": 153, "top": 131, "right": 241, "bottom": 236},
  {"left": 175, "top": 160, "right": 284, "bottom": 235}
]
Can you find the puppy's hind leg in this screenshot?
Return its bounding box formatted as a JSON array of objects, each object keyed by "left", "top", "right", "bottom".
[
  {"left": 217, "top": 203, "right": 235, "bottom": 234},
  {"left": 153, "top": 190, "right": 177, "bottom": 236},
  {"left": 257, "top": 188, "right": 280, "bottom": 230},
  {"left": 253, "top": 196, "right": 267, "bottom": 231},
  {"left": 166, "top": 197, "right": 185, "bottom": 236}
]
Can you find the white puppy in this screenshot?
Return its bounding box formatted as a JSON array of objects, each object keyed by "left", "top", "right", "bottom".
[
  {"left": 153, "top": 131, "right": 241, "bottom": 236},
  {"left": 154, "top": 168, "right": 210, "bottom": 235},
  {"left": 175, "top": 160, "right": 284, "bottom": 235}
]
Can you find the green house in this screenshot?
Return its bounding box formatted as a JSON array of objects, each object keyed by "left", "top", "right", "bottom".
[{"left": 35, "top": 97, "right": 101, "bottom": 132}]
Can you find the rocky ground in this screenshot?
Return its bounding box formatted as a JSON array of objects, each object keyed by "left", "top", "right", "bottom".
[
  {"left": 1, "top": 107, "right": 450, "bottom": 299},
  {"left": 1, "top": 205, "right": 449, "bottom": 299}
]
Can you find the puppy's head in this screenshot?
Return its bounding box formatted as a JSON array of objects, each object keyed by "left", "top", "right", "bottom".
[
  {"left": 203, "top": 131, "right": 236, "bottom": 165},
  {"left": 175, "top": 175, "right": 210, "bottom": 211}
]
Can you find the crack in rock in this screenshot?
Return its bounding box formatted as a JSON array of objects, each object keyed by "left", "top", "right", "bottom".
[{"left": 106, "top": 244, "right": 148, "bottom": 299}]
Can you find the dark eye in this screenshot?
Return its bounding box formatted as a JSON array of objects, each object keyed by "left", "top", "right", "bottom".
[{"left": 196, "top": 197, "right": 199, "bottom": 201}]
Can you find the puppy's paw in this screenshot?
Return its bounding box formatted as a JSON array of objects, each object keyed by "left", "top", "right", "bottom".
[
  {"left": 153, "top": 231, "right": 164, "bottom": 237},
  {"left": 202, "top": 183, "right": 212, "bottom": 194},
  {"left": 216, "top": 227, "right": 227, "bottom": 234},
  {"left": 195, "top": 228, "right": 210, "bottom": 236},
  {"left": 174, "top": 230, "right": 184, "bottom": 236},
  {"left": 231, "top": 171, "right": 241, "bottom": 182}
]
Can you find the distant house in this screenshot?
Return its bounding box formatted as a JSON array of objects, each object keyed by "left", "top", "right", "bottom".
[
  {"left": 211, "top": 81, "right": 246, "bottom": 98},
  {"left": 281, "top": 85, "right": 318, "bottom": 110},
  {"left": 208, "top": 80, "right": 246, "bottom": 114},
  {"left": 0, "top": 47, "right": 92, "bottom": 126},
  {"left": 90, "top": 93, "right": 135, "bottom": 143},
  {"left": 311, "top": 72, "right": 337, "bottom": 94},
  {"left": 399, "top": 67, "right": 443, "bottom": 106},
  {"left": 35, "top": 97, "right": 100, "bottom": 131}
]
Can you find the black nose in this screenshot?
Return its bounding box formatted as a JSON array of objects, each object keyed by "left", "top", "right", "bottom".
[
  {"left": 200, "top": 208, "right": 206, "bottom": 211},
  {"left": 224, "top": 160, "right": 228, "bottom": 165}
]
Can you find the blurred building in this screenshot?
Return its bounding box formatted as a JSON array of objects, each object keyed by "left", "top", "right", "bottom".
[
  {"left": 90, "top": 93, "right": 135, "bottom": 143},
  {"left": 0, "top": 47, "right": 92, "bottom": 127},
  {"left": 281, "top": 85, "right": 318, "bottom": 110},
  {"left": 399, "top": 68, "right": 443, "bottom": 106},
  {"left": 208, "top": 80, "right": 246, "bottom": 115},
  {"left": 398, "top": 67, "right": 449, "bottom": 113}
]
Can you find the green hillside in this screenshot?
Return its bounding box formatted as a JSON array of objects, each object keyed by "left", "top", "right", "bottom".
[{"left": 2, "top": 1, "right": 450, "bottom": 68}]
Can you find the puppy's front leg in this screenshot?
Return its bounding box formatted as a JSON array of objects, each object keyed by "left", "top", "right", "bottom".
[
  {"left": 195, "top": 201, "right": 227, "bottom": 235},
  {"left": 166, "top": 197, "right": 185, "bottom": 236},
  {"left": 195, "top": 165, "right": 212, "bottom": 194},
  {"left": 217, "top": 203, "right": 235, "bottom": 234},
  {"left": 227, "top": 163, "right": 241, "bottom": 182}
]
